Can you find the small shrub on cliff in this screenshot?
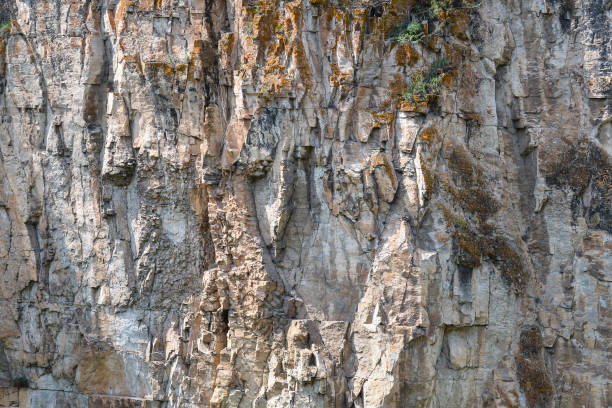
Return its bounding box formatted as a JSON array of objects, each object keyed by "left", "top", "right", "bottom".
[
  {"left": 394, "top": 22, "right": 425, "bottom": 43},
  {"left": 416, "top": 0, "right": 480, "bottom": 19},
  {"left": 429, "top": 56, "right": 450, "bottom": 73},
  {"left": 402, "top": 57, "right": 450, "bottom": 101},
  {"left": 403, "top": 71, "right": 427, "bottom": 100},
  {"left": 0, "top": 21, "right": 10, "bottom": 34},
  {"left": 403, "top": 71, "right": 443, "bottom": 101},
  {"left": 392, "top": 0, "right": 479, "bottom": 43},
  {"left": 454, "top": 216, "right": 466, "bottom": 229},
  {"left": 260, "top": 83, "right": 272, "bottom": 97}
]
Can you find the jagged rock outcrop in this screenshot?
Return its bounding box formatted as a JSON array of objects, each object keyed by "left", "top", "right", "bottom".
[{"left": 0, "top": 0, "right": 610, "bottom": 406}]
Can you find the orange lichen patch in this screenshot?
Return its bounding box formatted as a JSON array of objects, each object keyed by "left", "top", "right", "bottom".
[
  {"left": 264, "top": 50, "right": 286, "bottom": 75},
  {"left": 218, "top": 33, "right": 235, "bottom": 60},
  {"left": 261, "top": 43, "right": 292, "bottom": 92},
  {"left": 352, "top": 7, "right": 369, "bottom": 37},
  {"left": 86, "top": 3, "right": 102, "bottom": 31},
  {"left": 328, "top": 63, "right": 352, "bottom": 87},
  {"left": 105, "top": 9, "right": 116, "bottom": 33},
  {"left": 435, "top": 9, "right": 448, "bottom": 22},
  {"left": 114, "top": 0, "right": 130, "bottom": 34},
  {"left": 123, "top": 54, "right": 144, "bottom": 74},
  {"left": 516, "top": 326, "right": 554, "bottom": 407},
  {"left": 440, "top": 71, "right": 456, "bottom": 88},
  {"left": 420, "top": 126, "right": 438, "bottom": 147},
  {"left": 188, "top": 40, "right": 202, "bottom": 81},
  {"left": 438, "top": 206, "right": 456, "bottom": 226},
  {"left": 373, "top": 111, "right": 395, "bottom": 127},
  {"left": 244, "top": 1, "right": 314, "bottom": 98},
  {"left": 291, "top": 40, "right": 312, "bottom": 90},
  {"left": 261, "top": 73, "right": 291, "bottom": 95},
  {"left": 145, "top": 61, "right": 175, "bottom": 78},
  {"left": 370, "top": 152, "right": 399, "bottom": 194},
  {"left": 155, "top": 0, "right": 174, "bottom": 9},
  {"left": 394, "top": 42, "right": 419, "bottom": 66},
  {"left": 252, "top": 5, "right": 282, "bottom": 45},
  {"left": 398, "top": 98, "right": 431, "bottom": 113},
  {"left": 447, "top": 9, "right": 470, "bottom": 41},
  {"left": 370, "top": 152, "right": 390, "bottom": 169},
  {"left": 422, "top": 35, "right": 440, "bottom": 51},
  {"left": 137, "top": 0, "right": 155, "bottom": 11},
  {"left": 286, "top": 1, "right": 302, "bottom": 34},
  {"left": 378, "top": 0, "right": 417, "bottom": 37},
  {"left": 442, "top": 42, "right": 466, "bottom": 68},
  {"left": 330, "top": 7, "right": 346, "bottom": 24}
]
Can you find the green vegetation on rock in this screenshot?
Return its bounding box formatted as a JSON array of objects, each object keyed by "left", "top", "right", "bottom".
[
  {"left": 402, "top": 57, "right": 450, "bottom": 101},
  {"left": 0, "top": 21, "right": 10, "bottom": 33}
]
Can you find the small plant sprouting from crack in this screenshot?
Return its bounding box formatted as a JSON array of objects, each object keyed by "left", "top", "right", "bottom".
[
  {"left": 454, "top": 216, "right": 467, "bottom": 229},
  {"left": 391, "top": 0, "right": 480, "bottom": 43},
  {"left": 402, "top": 57, "right": 450, "bottom": 102},
  {"left": 429, "top": 56, "right": 450, "bottom": 73},
  {"left": 276, "top": 22, "right": 290, "bottom": 40},
  {"left": 0, "top": 21, "right": 10, "bottom": 34},
  {"left": 393, "top": 21, "right": 425, "bottom": 43},
  {"left": 274, "top": 22, "right": 292, "bottom": 40},
  {"left": 260, "top": 83, "right": 272, "bottom": 97},
  {"left": 413, "top": 0, "right": 480, "bottom": 21},
  {"left": 403, "top": 71, "right": 433, "bottom": 101}
]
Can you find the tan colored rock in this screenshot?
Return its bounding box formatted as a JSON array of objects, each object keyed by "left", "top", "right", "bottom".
[{"left": 0, "top": 0, "right": 610, "bottom": 406}]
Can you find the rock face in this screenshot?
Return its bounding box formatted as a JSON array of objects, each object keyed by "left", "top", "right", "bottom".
[{"left": 0, "top": 0, "right": 610, "bottom": 406}]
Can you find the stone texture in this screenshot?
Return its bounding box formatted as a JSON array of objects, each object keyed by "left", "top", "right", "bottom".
[{"left": 0, "top": 0, "right": 610, "bottom": 406}]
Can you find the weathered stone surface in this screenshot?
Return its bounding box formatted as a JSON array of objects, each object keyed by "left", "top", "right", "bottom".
[{"left": 0, "top": 0, "right": 610, "bottom": 406}]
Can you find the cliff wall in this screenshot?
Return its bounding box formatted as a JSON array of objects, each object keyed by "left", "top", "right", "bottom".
[{"left": 0, "top": 0, "right": 610, "bottom": 406}]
